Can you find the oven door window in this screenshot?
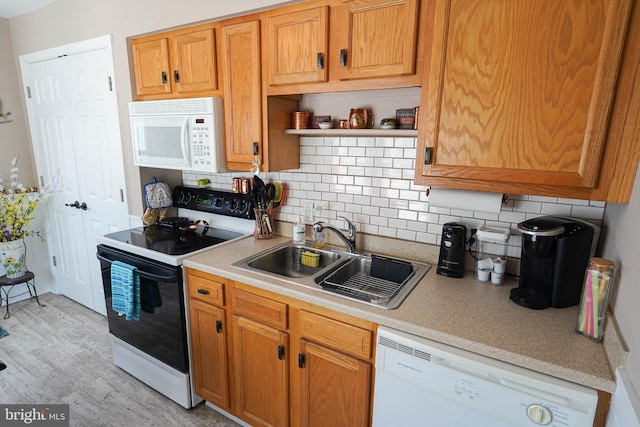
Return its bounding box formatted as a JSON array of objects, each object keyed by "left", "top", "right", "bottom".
[{"left": 98, "top": 245, "right": 188, "bottom": 373}]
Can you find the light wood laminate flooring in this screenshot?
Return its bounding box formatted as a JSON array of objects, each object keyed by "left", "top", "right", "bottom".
[{"left": 0, "top": 293, "right": 241, "bottom": 427}]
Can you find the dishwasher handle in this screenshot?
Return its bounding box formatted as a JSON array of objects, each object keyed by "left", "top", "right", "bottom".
[{"left": 96, "top": 253, "right": 177, "bottom": 282}]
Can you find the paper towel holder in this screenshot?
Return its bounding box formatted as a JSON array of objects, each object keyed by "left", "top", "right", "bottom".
[{"left": 425, "top": 187, "right": 508, "bottom": 205}]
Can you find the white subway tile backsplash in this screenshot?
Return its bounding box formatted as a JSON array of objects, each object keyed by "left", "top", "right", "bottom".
[{"left": 185, "top": 136, "right": 605, "bottom": 259}]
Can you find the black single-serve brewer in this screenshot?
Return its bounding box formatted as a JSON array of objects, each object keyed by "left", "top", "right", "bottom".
[
  {"left": 510, "top": 216, "right": 600, "bottom": 310},
  {"left": 437, "top": 223, "right": 467, "bottom": 278}
]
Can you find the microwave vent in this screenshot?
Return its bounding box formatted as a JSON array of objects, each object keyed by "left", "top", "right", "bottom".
[{"left": 129, "top": 97, "right": 216, "bottom": 116}]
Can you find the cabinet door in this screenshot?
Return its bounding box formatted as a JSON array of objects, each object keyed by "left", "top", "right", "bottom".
[
  {"left": 337, "top": 0, "right": 419, "bottom": 80},
  {"left": 233, "top": 315, "right": 289, "bottom": 427},
  {"left": 220, "top": 20, "right": 263, "bottom": 170},
  {"left": 170, "top": 27, "right": 218, "bottom": 94},
  {"left": 298, "top": 339, "right": 371, "bottom": 427},
  {"left": 267, "top": 7, "right": 329, "bottom": 85},
  {"left": 132, "top": 38, "right": 171, "bottom": 96},
  {"left": 189, "top": 299, "right": 229, "bottom": 409},
  {"left": 418, "top": 0, "right": 632, "bottom": 189}
]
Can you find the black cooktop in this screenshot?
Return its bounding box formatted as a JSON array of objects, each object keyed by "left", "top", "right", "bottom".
[{"left": 104, "top": 224, "right": 245, "bottom": 256}]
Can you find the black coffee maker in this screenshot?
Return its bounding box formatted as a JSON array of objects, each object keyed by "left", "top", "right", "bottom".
[
  {"left": 510, "top": 216, "right": 599, "bottom": 310},
  {"left": 437, "top": 223, "right": 467, "bottom": 278}
]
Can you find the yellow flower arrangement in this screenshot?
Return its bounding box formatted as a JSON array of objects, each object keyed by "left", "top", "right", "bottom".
[{"left": 0, "top": 158, "right": 42, "bottom": 242}]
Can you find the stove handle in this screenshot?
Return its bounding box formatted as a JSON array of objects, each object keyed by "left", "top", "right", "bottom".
[{"left": 96, "top": 254, "right": 177, "bottom": 282}]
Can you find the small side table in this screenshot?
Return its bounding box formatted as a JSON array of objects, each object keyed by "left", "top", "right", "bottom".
[{"left": 0, "top": 271, "right": 45, "bottom": 319}]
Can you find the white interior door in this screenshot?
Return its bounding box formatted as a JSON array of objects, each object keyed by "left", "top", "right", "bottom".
[{"left": 21, "top": 36, "right": 129, "bottom": 315}]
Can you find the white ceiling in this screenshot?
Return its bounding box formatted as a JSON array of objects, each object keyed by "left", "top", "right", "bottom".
[{"left": 0, "top": 0, "right": 57, "bottom": 19}]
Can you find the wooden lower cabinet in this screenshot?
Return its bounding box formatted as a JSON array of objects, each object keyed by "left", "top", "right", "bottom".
[
  {"left": 186, "top": 270, "right": 376, "bottom": 427},
  {"left": 189, "top": 299, "right": 229, "bottom": 409},
  {"left": 298, "top": 339, "right": 371, "bottom": 427},
  {"left": 232, "top": 315, "right": 289, "bottom": 427}
]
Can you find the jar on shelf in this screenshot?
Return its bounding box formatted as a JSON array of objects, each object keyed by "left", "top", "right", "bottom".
[{"left": 576, "top": 258, "right": 615, "bottom": 342}]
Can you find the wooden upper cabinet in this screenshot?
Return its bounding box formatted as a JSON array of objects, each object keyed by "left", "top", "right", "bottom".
[
  {"left": 417, "top": 0, "right": 633, "bottom": 191},
  {"left": 267, "top": 7, "right": 329, "bottom": 85},
  {"left": 337, "top": 0, "right": 420, "bottom": 80},
  {"left": 220, "top": 19, "right": 263, "bottom": 170},
  {"left": 132, "top": 38, "right": 171, "bottom": 96},
  {"left": 131, "top": 24, "right": 218, "bottom": 100},
  {"left": 170, "top": 28, "right": 218, "bottom": 94}
]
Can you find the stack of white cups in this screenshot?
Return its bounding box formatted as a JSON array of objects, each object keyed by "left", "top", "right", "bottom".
[{"left": 476, "top": 256, "right": 507, "bottom": 284}]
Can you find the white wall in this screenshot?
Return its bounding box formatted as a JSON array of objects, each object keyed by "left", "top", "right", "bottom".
[
  {"left": 0, "top": 18, "right": 36, "bottom": 188},
  {"left": 602, "top": 162, "right": 640, "bottom": 413}
]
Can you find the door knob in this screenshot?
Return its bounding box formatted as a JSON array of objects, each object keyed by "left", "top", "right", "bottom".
[{"left": 65, "top": 201, "right": 88, "bottom": 210}]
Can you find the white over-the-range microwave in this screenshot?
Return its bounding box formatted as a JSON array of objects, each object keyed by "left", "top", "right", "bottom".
[{"left": 129, "top": 97, "right": 226, "bottom": 172}]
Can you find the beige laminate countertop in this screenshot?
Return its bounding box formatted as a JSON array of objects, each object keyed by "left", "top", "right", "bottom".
[{"left": 184, "top": 235, "right": 618, "bottom": 392}]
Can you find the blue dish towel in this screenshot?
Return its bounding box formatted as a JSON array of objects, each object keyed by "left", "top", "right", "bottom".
[{"left": 111, "top": 261, "right": 141, "bottom": 321}]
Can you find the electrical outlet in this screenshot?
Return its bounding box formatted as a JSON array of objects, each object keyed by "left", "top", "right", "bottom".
[{"left": 302, "top": 201, "right": 315, "bottom": 223}]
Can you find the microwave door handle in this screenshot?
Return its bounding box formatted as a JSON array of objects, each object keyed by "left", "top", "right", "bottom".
[{"left": 181, "top": 117, "right": 190, "bottom": 164}]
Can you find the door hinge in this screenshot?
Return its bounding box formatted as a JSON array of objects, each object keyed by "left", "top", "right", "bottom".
[
  {"left": 108, "top": 76, "right": 113, "bottom": 92},
  {"left": 52, "top": 255, "right": 57, "bottom": 267},
  {"left": 26, "top": 86, "right": 32, "bottom": 99}
]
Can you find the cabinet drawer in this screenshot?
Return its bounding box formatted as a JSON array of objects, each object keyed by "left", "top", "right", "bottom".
[
  {"left": 231, "top": 288, "right": 288, "bottom": 330},
  {"left": 298, "top": 310, "right": 372, "bottom": 360},
  {"left": 188, "top": 274, "right": 225, "bottom": 306}
]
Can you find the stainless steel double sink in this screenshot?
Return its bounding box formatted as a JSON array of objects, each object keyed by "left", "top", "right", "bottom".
[{"left": 232, "top": 241, "right": 431, "bottom": 309}]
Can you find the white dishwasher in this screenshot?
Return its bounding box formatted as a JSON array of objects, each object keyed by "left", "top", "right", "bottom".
[{"left": 372, "top": 327, "right": 598, "bottom": 427}]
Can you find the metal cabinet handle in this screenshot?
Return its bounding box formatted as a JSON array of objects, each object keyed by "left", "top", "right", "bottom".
[
  {"left": 340, "top": 49, "right": 347, "bottom": 67},
  {"left": 197, "top": 289, "right": 209, "bottom": 295},
  {"left": 278, "top": 345, "right": 285, "bottom": 360},
  {"left": 161, "top": 71, "right": 167, "bottom": 84},
  {"left": 424, "top": 147, "right": 433, "bottom": 165},
  {"left": 317, "top": 52, "right": 324, "bottom": 70},
  {"left": 173, "top": 70, "right": 179, "bottom": 83},
  {"left": 298, "top": 353, "right": 305, "bottom": 368},
  {"left": 215, "top": 320, "right": 222, "bottom": 334}
]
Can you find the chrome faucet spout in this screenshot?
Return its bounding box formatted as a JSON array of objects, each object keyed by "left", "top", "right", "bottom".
[{"left": 313, "top": 216, "right": 357, "bottom": 253}]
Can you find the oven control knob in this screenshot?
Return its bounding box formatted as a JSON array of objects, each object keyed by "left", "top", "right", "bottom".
[
  {"left": 526, "top": 404, "right": 552, "bottom": 425},
  {"left": 215, "top": 198, "right": 223, "bottom": 208}
]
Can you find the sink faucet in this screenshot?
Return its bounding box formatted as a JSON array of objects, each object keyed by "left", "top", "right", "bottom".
[{"left": 313, "top": 216, "right": 357, "bottom": 253}]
